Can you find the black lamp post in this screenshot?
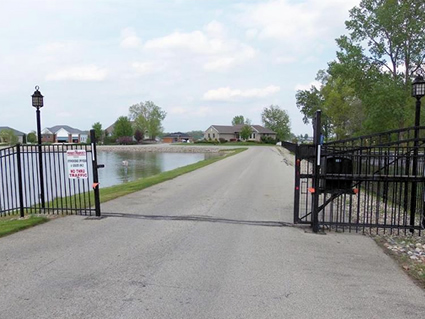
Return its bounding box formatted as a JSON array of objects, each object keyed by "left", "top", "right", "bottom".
[
  {"left": 32, "top": 86, "right": 45, "bottom": 209},
  {"left": 410, "top": 75, "right": 425, "bottom": 230}
]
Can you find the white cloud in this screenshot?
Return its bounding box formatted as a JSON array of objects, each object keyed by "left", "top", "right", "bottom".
[
  {"left": 131, "top": 62, "right": 165, "bottom": 75},
  {"left": 275, "top": 55, "right": 297, "bottom": 64},
  {"left": 204, "top": 20, "right": 225, "bottom": 37},
  {"left": 45, "top": 65, "right": 108, "bottom": 81},
  {"left": 120, "top": 27, "right": 142, "bottom": 49},
  {"left": 143, "top": 21, "right": 256, "bottom": 71},
  {"left": 203, "top": 85, "right": 280, "bottom": 101},
  {"left": 169, "top": 106, "right": 212, "bottom": 117},
  {"left": 294, "top": 81, "right": 321, "bottom": 91},
  {"left": 245, "top": 28, "right": 258, "bottom": 39},
  {"left": 237, "top": 0, "right": 359, "bottom": 48},
  {"left": 37, "top": 42, "right": 78, "bottom": 54}
]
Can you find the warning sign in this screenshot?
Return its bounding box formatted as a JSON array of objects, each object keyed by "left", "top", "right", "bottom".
[{"left": 67, "top": 150, "right": 88, "bottom": 179}]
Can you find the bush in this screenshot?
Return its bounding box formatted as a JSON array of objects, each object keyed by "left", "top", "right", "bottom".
[
  {"left": 219, "top": 138, "right": 227, "bottom": 144},
  {"left": 116, "top": 136, "right": 135, "bottom": 145},
  {"left": 261, "top": 136, "right": 278, "bottom": 144}
]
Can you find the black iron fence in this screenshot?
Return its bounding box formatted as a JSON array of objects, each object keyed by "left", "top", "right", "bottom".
[
  {"left": 293, "top": 111, "right": 425, "bottom": 235},
  {"left": 0, "top": 130, "right": 101, "bottom": 217}
]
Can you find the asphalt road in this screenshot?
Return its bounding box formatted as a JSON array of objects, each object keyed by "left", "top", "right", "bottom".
[{"left": 1, "top": 146, "right": 425, "bottom": 318}]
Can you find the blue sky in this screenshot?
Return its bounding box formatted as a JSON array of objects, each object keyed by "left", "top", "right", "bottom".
[{"left": 1, "top": 0, "right": 359, "bottom": 136}]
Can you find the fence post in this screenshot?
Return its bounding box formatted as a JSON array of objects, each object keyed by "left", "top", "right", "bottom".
[
  {"left": 16, "top": 144, "right": 25, "bottom": 218},
  {"left": 90, "top": 130, "right": 101, "bottom": 217},
  {"left": 312, "top": 111, "right": 322, "bottom": 233},
  {"left": 293, "top": 144, "right": 300, "bottom": 223}
]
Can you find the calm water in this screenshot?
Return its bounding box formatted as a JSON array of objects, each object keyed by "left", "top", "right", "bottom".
[{"left": 97, "top": 151, "right": 220, "bottom": 188}]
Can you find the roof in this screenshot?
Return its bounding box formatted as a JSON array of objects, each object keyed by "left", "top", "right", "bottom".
[
  {"left": 208, "top": 125, "right": 276, "bottom": 134},
  {"left": 46, "top": 125, "right": 84, "bottom": 134},
  {"left": 209, "top": 125, "right": 244, "bottom": 134},
  {"left": 163, "top": 132, "right": 192, "bottom": 138},
  {"left": 0, "top": 126, "right": 25, "bottom": 136},
  {"left": 251, "top": 125, "right": 276, "bottom": 134}
]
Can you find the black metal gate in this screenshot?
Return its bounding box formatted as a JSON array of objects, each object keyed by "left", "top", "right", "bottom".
[
  {"left": 0, "top": 130, "right": 102, "bottom": 217},
  {"left": 293, "top": 111, "right": 425, "bottom": 235}
]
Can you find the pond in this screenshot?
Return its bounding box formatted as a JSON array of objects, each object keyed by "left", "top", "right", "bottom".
[{"left": 97, "top": 151, "right": 220, "bottom": 188}]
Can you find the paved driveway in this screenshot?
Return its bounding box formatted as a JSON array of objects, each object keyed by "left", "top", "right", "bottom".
[{"left": 1, "top": 147, "right": 424, "bottom": 318}]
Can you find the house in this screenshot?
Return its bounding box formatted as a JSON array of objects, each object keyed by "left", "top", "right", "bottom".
[
  {"left": 204, "top": 125, "right": 277, "bottom": 142},
  {"left": 162, "top": 132, "right": 193, "bottom": 143},
  {"left": 0, "top": 126, "right": 26, "bottom": 143},
  {"left": 41, "top": 125, "right": 87, "bottom": 143}
]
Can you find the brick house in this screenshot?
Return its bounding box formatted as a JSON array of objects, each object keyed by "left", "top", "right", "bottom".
[{"left": 41, "top": 125, "right": 88, "bottom": 143}]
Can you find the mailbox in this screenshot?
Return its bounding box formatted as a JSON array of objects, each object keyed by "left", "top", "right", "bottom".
[{"left": 321, "top": 156, "right": 353, "bottom": 193}]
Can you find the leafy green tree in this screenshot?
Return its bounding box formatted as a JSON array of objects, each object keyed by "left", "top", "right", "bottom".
[
  {"left": 296, "top": 70, "right": 364, "bottom": 140},
  {"left": 113, "top": 116, "right": 133, "bottom": 140},
  {"left": 92, "top": 122, "right": 103, "bottom": 143},
  {"left": 232, "top": 115, "right": 251, "bottom": 125},
  {"left": 331, "top": 0, "right": 425, "bottom": 132},
  {"left": 27, "top": 131, "right": 37, "bottom": 143},
  {"left": 261, "top": 105, "right": 291, "bottom": 141},
  {"left": 232, "top": 115, "right": 245, "bottom": 125},
  {"left": 240, "top": 125, "right": 252, "bottom": 140},
  {"left": 129, "top": 101, "right": 166, "bottom": 140},
  {"left": 0, "top": 129, "right": 18, "bottom": 145}
]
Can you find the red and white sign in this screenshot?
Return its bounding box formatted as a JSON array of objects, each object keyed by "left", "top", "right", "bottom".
[{"left": 67, "top": 150, "right": 88, "bottom": 179}]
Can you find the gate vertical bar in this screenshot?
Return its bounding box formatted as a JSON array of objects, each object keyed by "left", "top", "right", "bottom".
[
  {"left": 16, "top": 144, "right": 25, "bottom": 218},
  {"left": 90, "top": 129, "right": 101, "bottom": 217},
  {"left": 312, "top": 111, "right": 322, "bottom": 233},
  {"left": 293, "top": 144, "right": 300, "bottom": 223},
  {"left": 410, "top": 98, "right": 421, "bottom": 231}
]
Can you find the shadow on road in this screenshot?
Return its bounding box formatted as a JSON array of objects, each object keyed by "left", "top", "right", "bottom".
[{"left": 101, "top": 212, "right": 295, "bottom": 228}]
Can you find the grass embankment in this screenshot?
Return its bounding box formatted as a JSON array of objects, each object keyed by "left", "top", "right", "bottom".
[
  {"left": 0, "top": 148, "right": 247, "bottom": 237},
  {"left": 0, "top": 216, "right": 49, "bottom": 238}
]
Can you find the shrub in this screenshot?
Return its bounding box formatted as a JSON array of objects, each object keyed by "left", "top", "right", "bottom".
[
  {"left": 219, "top": 138, "right": 227, "bottom": 144},
  {"left": 261, "top": 136, "right": 278, "bottom": 144},
  {"left": 116, "top": 136, "right": 135, "bottom": 145}
]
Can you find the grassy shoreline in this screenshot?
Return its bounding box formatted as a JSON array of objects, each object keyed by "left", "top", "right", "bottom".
[{"left": 0, "top": 148, "right": 247, "bottom": 237}]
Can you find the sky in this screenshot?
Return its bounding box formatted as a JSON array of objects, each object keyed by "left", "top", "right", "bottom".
[{"left": 1, "top": 0, "right": 360, "bottom": 137}]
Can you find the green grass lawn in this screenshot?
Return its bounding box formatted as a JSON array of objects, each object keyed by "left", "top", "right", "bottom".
[{"left": 0, "top": 216, "right": 49, "bottom": 238}]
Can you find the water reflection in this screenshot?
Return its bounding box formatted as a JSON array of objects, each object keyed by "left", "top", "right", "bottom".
[{"left": 97, "top": 151, "right": 219, "bottom": 188}]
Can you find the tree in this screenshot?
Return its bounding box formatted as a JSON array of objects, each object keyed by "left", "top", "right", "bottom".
[
  {"left": 232, "top": 115, "right": 244, "bottom": 125},
  {"left": 92, "top": 122, "right": 103, "bottom": 143},
  {"left": 331, "top": 0, "right": 425, "bottom": 132},
  {"left": 240, "top": 125, "right": 252, "bottom": 140},
  {"left": 0, "top": 129, "right": 18, "bottom": 145},
  {"left": 27, "top": 131, "right": 37, "bottom": 143},
  {"left": 296, "top": 70, "right": 364, "bottom": 140},
  {"left": 261, "top": 105, "right": 291, "bottom": 141},
  {"left": 232, "top": 115, "right": 251, "bottom": 125},
  {"left": 113, "top": 116, "right": 133, "bottom": 141},
  {"left": 129, "top": 101, "right": 166, "bottom": 140},
  {"left": 134, "top": 129, "right": 144, "bottom": 143}
]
